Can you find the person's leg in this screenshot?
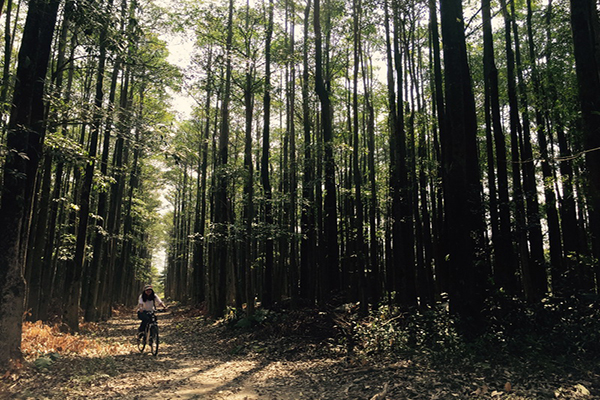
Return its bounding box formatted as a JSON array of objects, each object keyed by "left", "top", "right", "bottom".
[{"left": 137, "top": 311, "right": 148, "bottom": 333}]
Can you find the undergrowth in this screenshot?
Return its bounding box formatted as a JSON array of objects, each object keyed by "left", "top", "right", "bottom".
[
  {"left": 225, "top": 294, "right": 600, "bottom": 371},
  {"left": 21, "top": 320, "right": 129, "bottom": 362}
]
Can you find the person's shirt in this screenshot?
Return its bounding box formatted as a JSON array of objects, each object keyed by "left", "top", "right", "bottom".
[{"left": 138, "top": 293, "right": 164, "bottom": 311}]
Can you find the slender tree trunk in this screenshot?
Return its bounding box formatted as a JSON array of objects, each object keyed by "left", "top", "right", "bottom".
[
  {"left": 242, "top": 46, "right": 255, "bottom": 314},
  {"left": 64, "top": 0, "right": 113, "bottom": 332},
  {"left": 526, "top": 0, "right": 563, "bottom": 292},
  {"left": 428, "top": 0, "right": 448, "bottom": 296},
  {"left": 0, "top": 0, "right": 14, "bottom": 123},
  {"left": 286, "top": 0, "right": 299, "bottom": 306},
  {"left": 314, "top": 0, "right": 339, "bottom": 302},
  {"left": 498, "top": 0, "right": 529, "bottom": 296},
  {"left": 85, "top": 56, "right": 121, "bottom": 322},
  {"left": 106, "top": 69, "right": 131, "bottom": 308},
  {"left": 351, "top": 0, "right": 367, "bottom": 313},
  {"left": 300, "top": 0, "right": 316, "bottom": 304},
  {"left": 482, "top": 0, "right": 518, "bottom": 294},
  {"left": 362, "top": 49, "right": 379, "bottom": 305},
  {"left": 208, "top": 0, "right": 234, "bottom": 318},
  {"left": 261, "top": 0, "right": 274, "bottom": 308},
  {"left": 511, "top": 0, "right": 548, "bottom": 300},
  {"left": 192, "top": 50, "right": 212, "bottom": 306}
]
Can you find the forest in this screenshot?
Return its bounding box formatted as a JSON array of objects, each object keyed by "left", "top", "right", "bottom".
[{"left": 0, "top": 0, "right": 600, "bottom": 389}]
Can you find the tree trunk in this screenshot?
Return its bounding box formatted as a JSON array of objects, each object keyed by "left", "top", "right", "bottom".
[
  {"left": 352, "top": 0, "right": 367, "bottom": 313},
  {"left": 0, "top": 0, "right": 14, "bottom": 124},
  {"left": 192, "top": 50, "right": 213, "bottom": 306},
  {"left": 482, "top": 0, "right": 518, "bottom": 294},
  {"left": 300, "top": 0, "right": 316, "bottom": 304},
  {"left": 242, "top": 39, "right": 255, "bottom": 314},
  {"left": 439, "top": 0, "right": 488, "bottom": 333},
  {"left": 64, "top": 0, "right": 113, "bottom": 332},
  {"left": 314, "top": 0, "right": 339, "bottom": 302},
  {"left": 526, "top": 0, "right": 563, "bottom": 293},
  {"left": 286, "top": 0, "right": 299, "bottom": 306},
  {"left": 570, "top": 0, "right": 600, "bottom": 290},
  {"left": 511, "top": 0, "right": 548, "bottom": 300},
  {"left": 208, "top": 0, "right": 234, "bottom": 318},
  {"left": 85, "top": 54, "right": 121, "bottom": 322},
  {"left": 0, "top": 0, "right": 60, "bottom": 367},
  {"left": 261, "top": 0, "right": 274, "bottom": 309}
]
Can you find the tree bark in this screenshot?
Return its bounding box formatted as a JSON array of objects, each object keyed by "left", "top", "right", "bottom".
[
  {"left": 482, "top": 0, "right": 517, "bottom": 294},
  {"left": 261, "top": 0, "right": 274, "bottom": 309},
  {"left": 300, "top": 0, "right": 316, "bottom": 304},
  {"left": 314, "top": 0, "right": 339, "bottom": 302},
  {"left": 439, "top": 0, "right": 488, "bottom": 333},
  {"left": 570, "top": 0, "right": 600, "bottom": 290},
  {"left": 64, "top": 0, "right": 113, "bottom": 332},
  {"left": 0, "top": 0, "right": 60, "bottom": 366},
  {"left": 208, "top": 0, "right": 234, "bottom": 318}
]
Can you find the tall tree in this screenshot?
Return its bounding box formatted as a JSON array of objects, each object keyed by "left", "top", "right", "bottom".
[
  {"left": 314, "top": 0, "right": 339, "bottom": 302},
  {"left": 569, "top": 0, "right": 600, "bottom": 286},
  {"left": 208, "top": 0, "right": 235, "bottom": 318},
  {"left": 481, "top": 0, "right": 517, "bottom": 294},
  {"left": 64, "top": 0, "right": 114, "bottom": 332},
  {"left": 0, "top": 0, "right": 60, "bottom": 366},
  {"left": 261, "top": 0, "right": 275, "bottom": 308},
  {"left": 300, "top": 0, "right": 316, "bottom": 303},
  {"left": 439, "top": 0, "right": 488, "bottom": 331},
  {"left": 351, "top": 0, "right": 366, "bottom": 312}
]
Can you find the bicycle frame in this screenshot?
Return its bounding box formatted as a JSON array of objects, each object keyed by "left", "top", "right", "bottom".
[{"left": 137, "top": 311, "right": 159, "bottom": 356}]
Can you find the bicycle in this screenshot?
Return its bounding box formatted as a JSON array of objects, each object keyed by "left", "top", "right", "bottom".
[{"left": 137, "top": 310, "right": 159, "bottom": 356}]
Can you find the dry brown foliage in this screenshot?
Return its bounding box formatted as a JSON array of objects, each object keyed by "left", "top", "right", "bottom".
[{"left": 21, "top": 321, "right": 128, "bottom": 360}]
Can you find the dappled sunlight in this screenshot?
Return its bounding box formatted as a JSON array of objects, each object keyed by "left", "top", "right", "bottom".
[
  {"left": 6, "top": 305, "right": 599, "bottom": 399},
  {"left": 163, "top": 360, "right": 265, "bottom": 399}
]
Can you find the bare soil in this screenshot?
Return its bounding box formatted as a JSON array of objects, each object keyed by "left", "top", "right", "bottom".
[{"left": 1, "top": 306, "right": 598, "bottom": 399}]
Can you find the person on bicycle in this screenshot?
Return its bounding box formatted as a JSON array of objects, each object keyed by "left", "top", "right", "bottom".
[{"left": 137, "top": 284, "right": 166, "bottom": 338}]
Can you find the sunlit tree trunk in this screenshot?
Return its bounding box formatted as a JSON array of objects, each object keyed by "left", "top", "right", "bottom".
[
  {"left": 261, "top": 0, "right": 274, "bottom": 308},
  {"left": 0, "top": 0, "right": 15, "bottom": 128}
]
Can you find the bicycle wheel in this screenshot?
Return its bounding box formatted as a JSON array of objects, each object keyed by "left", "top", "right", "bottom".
[
  {"left": 149, "top": 325, "right": 159, "bottom": 356},
  {"left": 137, "top": 329, "right": 147, "bottom": 352}
]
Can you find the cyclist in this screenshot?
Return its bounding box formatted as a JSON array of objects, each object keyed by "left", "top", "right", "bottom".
[{"left": 137, "top": 284, "right": 166, "bottom": 338}]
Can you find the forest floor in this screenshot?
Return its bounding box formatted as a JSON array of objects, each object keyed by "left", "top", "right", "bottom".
[{"left": 1, "top": 304, "right": 599, "bottom": 400}]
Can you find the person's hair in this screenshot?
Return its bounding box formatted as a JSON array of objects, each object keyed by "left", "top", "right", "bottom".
[{"left": 142, "top": 289, "right": 155, "bottom": 302}]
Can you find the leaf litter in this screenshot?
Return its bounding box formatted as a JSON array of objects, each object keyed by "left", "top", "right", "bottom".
[{"left": 0, "top": 305, "right": 598, "bottom": 399}]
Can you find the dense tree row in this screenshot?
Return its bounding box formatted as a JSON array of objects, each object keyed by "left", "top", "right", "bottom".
[
  {"left": 0, "top": 0, "right": 179, "bottom": 365},
  {"left": 0, "top": 0, "right": 599, "bottom": 367},
  {"left": 162, "top": 0, "right": 600, "bottom": 327}
]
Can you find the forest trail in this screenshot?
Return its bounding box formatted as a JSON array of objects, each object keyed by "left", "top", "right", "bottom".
[
  {"left": 3, "top": 307, "right": 399, "bottom": 400},
  {"left": 2, "top": 306, "right": 598, "bottom": 399}
]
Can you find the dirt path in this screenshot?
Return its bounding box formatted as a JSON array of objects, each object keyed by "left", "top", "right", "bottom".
[
  {"left": 2, "top": 306, "right": 598, "bottom": 399},
  {"left": 2, "top": 308, "right": 394, "bottom": 399},
  {"left": 90, "top": 308, "right": 397, "bottom": 400}
]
